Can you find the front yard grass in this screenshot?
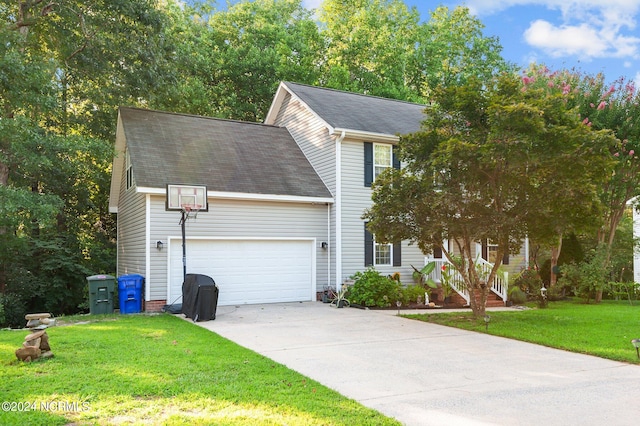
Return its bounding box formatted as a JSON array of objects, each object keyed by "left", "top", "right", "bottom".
[
  {"left": 0, "top": 314, "right": 399, "bottom": 426},
  {"left": 404, "top": 300, "right": 640, "bottom": 364}
]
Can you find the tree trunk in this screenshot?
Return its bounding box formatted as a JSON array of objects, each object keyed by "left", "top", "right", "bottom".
[
  {"left": 595, "top": 206, "right": 624, "bottom": 303},
  {"left": 549, "top": 234, "right": 562, "bottom": 287}
]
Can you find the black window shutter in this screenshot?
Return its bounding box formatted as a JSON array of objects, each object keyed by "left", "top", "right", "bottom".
[
  {"left": 364, "top": 223, "right": 374, "bottom": 266},
  {"left": 481, "top": 240, "right": 488, "bottom": 261},
  {"left": 364, "top": 142, "right": 373, "bottom": 187},
  {"left": 392, "top": 145, "right": 400, "bottom": 170},
  {"left": 393, "top": 241, "right": 401, "bottom": 267},
  {"left": 433, "top": 245, "right": 443, "bottom": 259},
  {"left": 502, "top": 252, "right": 510, "bottom": 265}
]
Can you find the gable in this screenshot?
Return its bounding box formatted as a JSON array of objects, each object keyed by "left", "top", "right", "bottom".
[
  {"left": 111, "top": 107, "right": 332, "bottom": 209},
  {"left": 266, "top": 82, "right": 427, "bottom": 138}
]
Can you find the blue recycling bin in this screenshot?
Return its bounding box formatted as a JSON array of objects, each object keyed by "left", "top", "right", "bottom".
[{"left": 117, "top": 274, "right": 144, "bottom": 314}]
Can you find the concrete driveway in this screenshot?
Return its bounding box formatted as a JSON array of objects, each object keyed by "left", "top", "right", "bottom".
[{"left": 187, "top": 302, "right": 640, "bottom": 426}]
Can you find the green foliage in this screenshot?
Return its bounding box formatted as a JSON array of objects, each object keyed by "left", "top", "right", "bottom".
[
  {"left": 406, "top": 300, "right": 640, "bottom": 364},
  {"left": 507, "top": 286, "right": 527, "bottom": 305},
  {"left": 512, "top": 269, "right": 547, "bottom": 307},
  {"left": 411, "top": 262, "right": 437, "bottom": 288},
  {"left": 401, "top": 284, "right": 427, "bottom": 305},
  {"left": 348, "top": 268, "right": 403, "bottom": 307},
  {"left": 364, "top": 71, "right": 616, "bottom": 317},
  {"left": 558, "top": 245, "right": 611, "bottom": 303},
  {"left": 0, "top": 315, "right": 400, "bottom": 425}
]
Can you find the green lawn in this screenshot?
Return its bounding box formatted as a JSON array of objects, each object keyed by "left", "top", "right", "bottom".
[
  {"left": 404, "top": 300, "right": 640, "bottom": 364},
  {"left": 0, "top": 314, "right": 400, "bottom": 426}
]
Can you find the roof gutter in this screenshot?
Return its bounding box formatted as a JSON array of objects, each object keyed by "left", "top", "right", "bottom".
[
  {"left": 135, "top": 187, "right": 333, "bottom": 205},
  {"left": 331, "top": 127, "right": 399, "bottom": 143}
]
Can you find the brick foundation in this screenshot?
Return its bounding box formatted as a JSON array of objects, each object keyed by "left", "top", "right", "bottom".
[{"left": 143, "top": 300, "right": 167, "bottom": 313}]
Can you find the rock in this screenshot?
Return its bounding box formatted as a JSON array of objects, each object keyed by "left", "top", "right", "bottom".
[
  {"left": 40, "top": 333, "right": 51, "bottom": 351},
  {"left": 16, "top": 346, "right": 41, "bottom": 362},
  {"left": 24, "top": 330, "right": 46, "bottom": 341},
  {"left": 23, "top": 337, "right": 41, "bottom": 348},
  {"left": 40, "top": 351, "right": 54, "bottom": 359},
  {"left": 41, "top": 318, "right": 55, "bottom": 326},
  {"left": 26, "top": 319, "right": 42, "bottom": 328},
  {"left": 25, "top": 313, "right": 51, "bottom": 320}
]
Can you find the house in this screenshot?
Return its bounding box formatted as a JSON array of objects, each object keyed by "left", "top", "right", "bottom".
[{"left": 109, "top": 82, "right": 525, "bottom": 311}]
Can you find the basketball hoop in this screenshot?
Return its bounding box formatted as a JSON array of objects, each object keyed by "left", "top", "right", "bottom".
[
  {"left": 181, "top": 203, "right": 203, "bottom": 221},
  {"left": 166, "top": 184, "right": 208, "bottom": 283}
]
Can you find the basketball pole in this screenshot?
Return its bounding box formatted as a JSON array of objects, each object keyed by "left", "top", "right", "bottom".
[{"left": 180, "top": 209, "right": 187, "bottom": 283}]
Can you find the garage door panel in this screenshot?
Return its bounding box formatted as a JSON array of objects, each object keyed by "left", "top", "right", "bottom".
[{"left": 169, "top": 239, "right": 314, "bottom": 306}]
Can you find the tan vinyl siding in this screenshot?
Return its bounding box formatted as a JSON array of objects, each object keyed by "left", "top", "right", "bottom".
[
  {"left": 273, "top": 93, "right": 336, "bottom": 195},
  {"left": 147, "top": 196, "right": 330, "bottom": 300},
  {"left": 116, "top": 165, "right": 147, "bottom": 278},
  {"left": 340, "top": 138, "right": 426, "bottom": 284},
  {"left": 274, "top": 92, "right": 337, "bottom": 287}
]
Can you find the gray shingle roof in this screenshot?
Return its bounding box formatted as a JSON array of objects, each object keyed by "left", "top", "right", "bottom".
[
  {"left": 119, "top": 107, "right": 332, "bottom": 198},
  {"left": 283, "top": 82, "right": 427, "bottom": 136}
]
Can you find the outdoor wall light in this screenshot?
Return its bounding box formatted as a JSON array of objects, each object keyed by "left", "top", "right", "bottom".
[
  {"left": 632, "top": 339, "right": 640, "bottom": 359},
  {"left": 321, "top": 241, "right": 328, "bottom": 250},
  {"left": 156, "top": 240, "right": 164, "bottom": 251}
]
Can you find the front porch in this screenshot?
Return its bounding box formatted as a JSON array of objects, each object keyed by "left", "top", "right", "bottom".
[{"left": 423, "top": 257, "right": 509, "bottom": 307}]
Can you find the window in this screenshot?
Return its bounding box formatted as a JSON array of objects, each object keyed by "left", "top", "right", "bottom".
[
  {"left": 481, "top": 240, "right": 509, "bottom": 265},
  {"left": 364, "top": 223, "right": 401, "bottom": 267},
  {"left": 374, "top": 144, "right": 392, "bottom": 180},
  {"left": 364, "top": 142, "right": 399, "bottom": 187},
  {"left": 125, "top": 149, "right": 134, "bottom": 190},
  {"left": 375, "top": 240, "right": 392, "bottom": 266}
]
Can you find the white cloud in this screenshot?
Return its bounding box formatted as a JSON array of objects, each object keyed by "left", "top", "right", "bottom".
[
  {"left": 465, "top": 0, "right": 640, "bottom": 61},
  {"left": 524, "top": 19, "right": 632, "bottom": 59}
]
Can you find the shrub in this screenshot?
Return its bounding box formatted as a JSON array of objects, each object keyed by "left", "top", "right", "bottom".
[
  {"left": 402, "top": 284, "right": 427, "bottom": 305},
  {"left": 508, "top": 286, "right": 527, "bottom": 304},
  {"left": 512, "top": 268, "right": 547, "bottom": 307},
  {"left": 348, "top": 268, "right": 402, "bottom": 307},
  {"left": 558, "top": 245, "right": 610, "bottom": 303}
]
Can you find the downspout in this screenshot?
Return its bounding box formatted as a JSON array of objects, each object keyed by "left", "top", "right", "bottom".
[
  {"left": 327, "top": 203, "right": 331, "bottom": 289},
  {"left": 145, "top": 194, "right": 151, "bottom": 303},
  {"left": 335, "top": 130, "right": 345, "bottom": 290}
]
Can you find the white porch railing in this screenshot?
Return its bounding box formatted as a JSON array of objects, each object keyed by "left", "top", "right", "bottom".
[{"left": 423, "top": 257, "right": 508, "bottom": 305}]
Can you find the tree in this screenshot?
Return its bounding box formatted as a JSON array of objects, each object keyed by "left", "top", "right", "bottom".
[
  {"left": 522, "top": 66, "right": 640, "bottom": 296},
  {"left": 363, "top": 72, "right": 615, "bottom": 317},
  {"left": 319, "top": 0, "right": 421, "bottom": 100},
  {"left": 413, "top": 6, "right": 513, "bottom": 97},
  {"left": 0, "top": 0, "right": 175, "bottom": 325},
  {"left": 190, "top": 0, "right": 323, "bottom": 121},
  {"left": 573, "top": 74, "right": 640, "bottom": 301}
]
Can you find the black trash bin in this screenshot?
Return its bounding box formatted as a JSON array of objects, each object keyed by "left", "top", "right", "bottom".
[
  {"left": 182, "top": 274, "right": 219, "bottom": 322},
  {"left": 87, "top": 275, "right": 115, "bottom": 315},
  {"left": 117, "top": 274, "right": 144, "bottom": 314}
]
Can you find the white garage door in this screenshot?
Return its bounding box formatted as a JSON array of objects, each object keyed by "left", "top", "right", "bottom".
[{"left": 168, "top": 239, "right": 315, "bottom": 306}]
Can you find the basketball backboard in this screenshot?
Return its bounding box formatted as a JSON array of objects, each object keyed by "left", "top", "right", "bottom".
[{"left": 166, "top": 184, "right": 208, "bottom": 212}]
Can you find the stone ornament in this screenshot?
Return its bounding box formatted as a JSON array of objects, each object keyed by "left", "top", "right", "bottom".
[{"left": 15, "top": 313, "right": 55, "bottom": 362}]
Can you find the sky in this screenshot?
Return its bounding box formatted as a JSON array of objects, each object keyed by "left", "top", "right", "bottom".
[{"left": 302, "top": 0, "right": 640, "bottom": 85}]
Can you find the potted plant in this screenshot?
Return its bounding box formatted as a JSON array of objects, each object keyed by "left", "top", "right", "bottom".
[
  {"left": 440, "top": 263, "right": 454, "bottom": 305},
  {"left": 322, "top": 285, "right": 336, "bottom": 303},
  {"left": 331, "top": 285, "right": 350, "bottom": 308}
]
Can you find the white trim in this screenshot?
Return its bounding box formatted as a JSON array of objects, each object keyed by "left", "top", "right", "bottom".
[
  {"left": 145, "top": 194, "right": 151, "bottom": 302},
  {"left": 332, "top": 127, "right": 399, "bottom": 143},
  {"left": 335, "top": 131, "right": 345, "bottom": 289},
  {"left": 265, "top": 82, "right": 333, "bottom": 133},
  {"left": 165, "top": 236, "right": 317, "bottom": 304},
  {"left": 135, "top": 186, "right": 333, "bottom": 205}
]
